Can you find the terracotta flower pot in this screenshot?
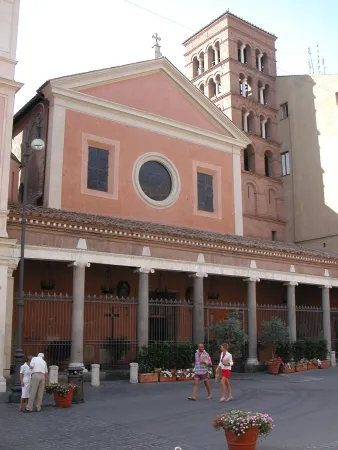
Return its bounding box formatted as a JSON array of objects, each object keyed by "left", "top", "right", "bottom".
[
  {"left": 307, "top": 363, "right": 318, "bottom": 370},
  {"left": 138, "top": 373, "right": 158, "bottom": 383},
  {"left": 267, "top": 363, "right": 280, "bottom": 375},
  {"left": 320, "top": 360, "right": 331, "bottom": 369},
  {"left": 225, "top": 427, "right": 259, "bottom": 450},
  {"left": 281, "top": 366, "right": 295, "bottom": 374},
  {"left": 295, "top": 365, "right": 307, "bottom": 372},
  {"left": 54, "top": 389, "right": 73, "bottom": 408}
]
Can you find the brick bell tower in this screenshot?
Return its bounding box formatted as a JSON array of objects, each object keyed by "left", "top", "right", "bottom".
[{"left": 183, "top": 11, "right": 285, "bottom": 242}]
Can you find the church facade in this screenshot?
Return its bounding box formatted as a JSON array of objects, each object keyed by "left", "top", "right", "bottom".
[{"left": 2, "top": 15, "right": 338, "bottom": 378}]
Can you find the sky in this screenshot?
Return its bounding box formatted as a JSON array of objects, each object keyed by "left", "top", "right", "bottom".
[{"left": 14, "top": 0, "right": 338, "bottom": 112}]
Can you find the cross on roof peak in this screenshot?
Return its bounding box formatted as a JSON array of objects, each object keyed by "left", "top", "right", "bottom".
[{"left": 152, "top": 33, "right": 161, "bottom": 44}]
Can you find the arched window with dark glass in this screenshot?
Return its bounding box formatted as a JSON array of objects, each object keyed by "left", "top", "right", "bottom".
[{"left": 244, "top": 148, "right": 249, "bottom": 171}]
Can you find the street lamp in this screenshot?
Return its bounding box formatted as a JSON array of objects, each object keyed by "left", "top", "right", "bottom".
[{"left": 9, "top": 102, "right": 45, "bottom": 403}]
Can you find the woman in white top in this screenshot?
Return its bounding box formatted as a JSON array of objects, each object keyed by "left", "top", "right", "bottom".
[
  {"left": 218, "top": 343, "right": 233, "bottom": 403},
  {"left": 19, "top": 356, "right": 32, "bottom": 411}
]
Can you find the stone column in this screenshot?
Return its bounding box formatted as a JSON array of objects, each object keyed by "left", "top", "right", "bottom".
[
  {"left": 242, "top": 79, "right": 247, "bottom": 97},
  {"left": 284, "top": 282, "right": 298, "bottom": 342},
  {"left": 245, "top": 277, "right": 260, "bottom": 365},
  {"left": 135, "top": 268, "right": 154, "bottom": 348},
  {"left": 240, "top": 45, "right": 245, "bottom": 63},
  {"left": 130, "top": 362, "right": 138, "bottom": 384},
  {"left": 4, "top": 260, "right": 18, "bottom": 377},
  {"left": 69, "top": 261, "right": 90, "bottom": 368},
  {"left": 261, "top": 119, "right": 267, "bottom": 139},
  {"left": 198, "top": 58, "right": 203, "bottom": 74},
  {"left": 257, "top": 53, "right": 263, "bottom": 71},
  {"left": 190, "top": 272, "right": 207, "bottom": 344},
  {"left": 215, "top": 79, "right": 220, "bottom": 95},
  {"left": 214, "top": 47, "right": 219, "bottom": 65},
  {"left": 320, "top": 285, "right": 332, "bottom": 356},
  {"left": 243, "top": 112, "right": 249, "bottom": 132},
  {"left": 259, "top": 87, "right": 265, "bottom": 104}
]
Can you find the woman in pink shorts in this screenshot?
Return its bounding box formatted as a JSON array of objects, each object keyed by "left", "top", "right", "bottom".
[{"left": 218, "top": 343, "right": 233, "bottom": 403}]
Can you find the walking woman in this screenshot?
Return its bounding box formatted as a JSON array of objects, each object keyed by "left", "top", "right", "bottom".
[
  {"left": 218, "top": 343, "right": 233, "bottom": 403},
  {"left": 19, "top": 356, "right": 32, "bottom": 411}
]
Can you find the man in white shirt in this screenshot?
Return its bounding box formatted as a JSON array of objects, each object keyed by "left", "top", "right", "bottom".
[{"left": 24, "top": 353, "right": 48, "bottom": 412}]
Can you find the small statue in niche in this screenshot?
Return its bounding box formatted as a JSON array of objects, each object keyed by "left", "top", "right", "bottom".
[{"left": 117, "top": 281, "right": 130, "bottom": 298}]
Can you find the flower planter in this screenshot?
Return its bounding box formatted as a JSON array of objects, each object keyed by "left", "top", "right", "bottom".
[
  {"left": 320, "top": 360, "right": 331, "bottom": 369},
  {"left": 138, "top": 373, "right": 158, "bottom": 383},
  {"left": 225, "top": 427, "right": 259, "bottom": 450},
  {"left": 54, "top": 390, "right": 73, "bottom": 408},
  {"left": 307, "top": 363, "right": 318, "bottom": 370},
  {"left": 295, "top": 365, "right": 307, "bottom": 372},
  {"left": 267, "top": 363, "right": 280, "bottom": 375},
  {"left": 159, "top": 375, "right": 176, "bottom": 382},
  {"left": 281, "top": 366, "right": 295, "bottom": 374}
]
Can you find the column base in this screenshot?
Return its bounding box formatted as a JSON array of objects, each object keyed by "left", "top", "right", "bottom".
[
  {"left": 68, "top": 362, "right": 85, "bottom": 370},
  {"left": 246, "top": 358, "right": 260, "bottom": 365}
]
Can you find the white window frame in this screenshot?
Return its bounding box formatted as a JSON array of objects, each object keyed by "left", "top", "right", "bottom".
[{"left": 281, "top": 152, "right": 290, "bottom": 176}]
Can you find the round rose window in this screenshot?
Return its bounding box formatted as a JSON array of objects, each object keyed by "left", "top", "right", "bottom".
[{"left": 138, "top": 161, "right": 172, "bottom": 201}]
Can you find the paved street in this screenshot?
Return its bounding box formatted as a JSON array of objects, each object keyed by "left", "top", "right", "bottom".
[{"left": 1, "top": 369, "right": 338, "bottom": 450}]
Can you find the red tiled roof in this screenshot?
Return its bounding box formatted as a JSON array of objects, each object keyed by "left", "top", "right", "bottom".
[{"left": 8, "top": 203, "right": 338, "bottom": 261}]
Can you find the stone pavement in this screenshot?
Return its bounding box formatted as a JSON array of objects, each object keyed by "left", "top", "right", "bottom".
[{"left": 1, "top": 369, "right": 338, "bottom": 450}]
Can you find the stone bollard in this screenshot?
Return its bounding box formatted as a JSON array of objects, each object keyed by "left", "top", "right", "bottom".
[
  {"left": 49, "top": 365, "right": 59, "bottom": 383},
  {"left": 330, "top": 351, "right": 336, "bottom": 367},
  {"left": 130, "top": 362, "right": 138, "bottom": 383},
  {"left": 91, "top": 364, "right": 100, "bottom": 387}
]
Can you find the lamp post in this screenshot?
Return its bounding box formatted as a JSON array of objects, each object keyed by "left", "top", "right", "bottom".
[{"left": 9, "top": 102, "right": 45, "bottom": 403}]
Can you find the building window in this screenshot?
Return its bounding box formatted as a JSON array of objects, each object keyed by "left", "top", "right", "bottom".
[
  {"left": 133, "top": 152, "right": 180, "bottom": 208},
  {"left": 87, "top": 146, "right": 109, "bottom": 192},
  {"left": 272, "top": 230, "right": 277, "bottom": 241},
  {"left": 139, "top": 161, "right": 172, "bottom": 202},
  {"left": 281, "top": 152, "right": 290, "bottom": 176},
  {"left": 281, "top": 103, "right": 289, "bottom": 120},
  {"left": 197, "top": 172, "right": 214, "bottom": 212}
]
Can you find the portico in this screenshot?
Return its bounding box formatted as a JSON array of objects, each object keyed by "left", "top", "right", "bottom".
[{"left": 5, "top": 204, "right": 338, "bottom": 372}]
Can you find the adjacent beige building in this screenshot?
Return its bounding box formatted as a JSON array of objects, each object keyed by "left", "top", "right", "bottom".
[{"left": 277, "top": 75, "right": 338, "bottom": 252}]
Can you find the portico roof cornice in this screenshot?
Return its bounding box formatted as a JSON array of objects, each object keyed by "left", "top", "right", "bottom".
[{"left": 7, "top": 204, "right": 338, "bottom": 267}]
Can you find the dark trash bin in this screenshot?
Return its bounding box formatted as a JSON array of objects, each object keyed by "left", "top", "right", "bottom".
[{"left": 68, "top": 367, "right": 84, "bottom": 403}]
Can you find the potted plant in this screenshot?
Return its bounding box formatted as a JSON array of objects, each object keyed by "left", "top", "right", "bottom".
[
  {"left": 295, "top": 359, "right": 308, "bottom": 372},
  {"left": 259, "top": 318, "right": 290, "bottom": 375},
  {"left": 307, "top": 358, "right": 320, "bottom": 370},
  {"left": 266, "top": 357, "right": 283, "bottom": 375},
  {"left": 45, "top": 382, "right": 79, "bottom": 408},
  {"left": 159, "top": 368, "right": 176, "bottom": 382},
  {"left": 212, "top": 409, "right": 274, "bottom": 449},
  {"left": 138, "top": 362, "right": 158, "bottom": 383},
  {"left": 280, "top": 362, "right": 295, "bottom": 374},
  {"left": 208, "top": 312, "right": 248, "bottom": 362}
]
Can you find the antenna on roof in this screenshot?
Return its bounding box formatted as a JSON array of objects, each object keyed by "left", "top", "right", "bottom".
[
  {"left": 152, "top": 33, "right": 162, "bottom": 59},
  {"left": 317, "top": 45, "right": 321, "bottom": 74},
  {"left": 322, "top": 58, "right": 326, "bottom": 75},
  {"left": 308, "top": 47, "right": 314, "bottom": 75}
]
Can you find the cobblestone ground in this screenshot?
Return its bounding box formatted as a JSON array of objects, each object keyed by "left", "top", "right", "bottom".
[{"left": 1, "top": 369, "right": 338, "bottom": 450}]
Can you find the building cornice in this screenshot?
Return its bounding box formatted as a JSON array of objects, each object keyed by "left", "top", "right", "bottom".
[{"left": 7, "top": 206, "right": 338, "bottom": 266}]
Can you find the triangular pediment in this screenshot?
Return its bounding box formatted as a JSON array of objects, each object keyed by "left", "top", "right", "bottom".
[{"left": 49, "top": 58, "right": 250, "bottom": 148}]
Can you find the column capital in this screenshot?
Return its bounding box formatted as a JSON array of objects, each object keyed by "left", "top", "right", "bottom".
[
  {"left": 8, "top": 258, "right": 19, "bottom": 277},
  {"left": 134, "top": 267, "right": 155, "bottom": 274},
  {"left": 319, "top": 285, "right": 332, "bottom": 289},
  {"left": 189, "top": 272, "right": 208, "bottom": 279},
  {"left": 68, "top": 261, "right": 91, "bottom": 269},
  {"left": 284, "top": 281, "right": 298, "bottom": 287},
  {"left": 243, "top": 277, "right": 260, "bottom": 283}
]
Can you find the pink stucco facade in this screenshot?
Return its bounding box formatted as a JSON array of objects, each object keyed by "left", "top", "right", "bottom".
[{"left": 61, "top": 109, "right": 236, "bottom": 234}]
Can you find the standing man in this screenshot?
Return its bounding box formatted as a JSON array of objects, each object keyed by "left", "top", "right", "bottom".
[
  {"left": 24, "top": 353, "right": 48, "bottom": 413},
  {"left": 188, "top": 343, "right": 212, "bottom": 401}
]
